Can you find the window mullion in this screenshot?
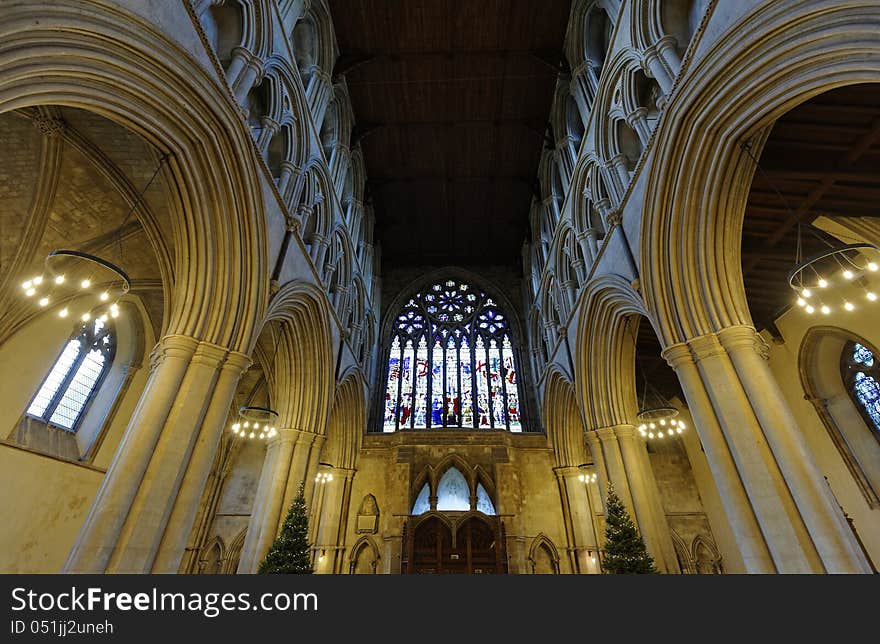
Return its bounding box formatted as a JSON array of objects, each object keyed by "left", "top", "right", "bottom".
[{"left": 43, "top": 342, "right": 89, "bottom": 424}]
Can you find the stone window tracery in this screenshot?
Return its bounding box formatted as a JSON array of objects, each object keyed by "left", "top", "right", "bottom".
[
  {"left": 381, "top": 278, "right": 523, "bottom": 432},
  {"left": 26, "top": 319, "right": 115, "bottom": 432}
]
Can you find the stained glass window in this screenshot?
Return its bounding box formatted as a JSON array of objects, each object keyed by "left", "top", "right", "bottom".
[
  {"left": 26, "top": 319, "right": 115, "bottom": 432},
  {"left": 381, "top": 278, "right": 524, "bottom": 431},
  {"left": 436, "top": 468, "right": 470, "bottom": 511},
  {"left": 843, "top": 341, "right": 880, "bottom": 433}
]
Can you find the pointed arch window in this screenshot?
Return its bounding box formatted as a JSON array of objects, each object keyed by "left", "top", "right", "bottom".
[
  {"left": 436, "top": 468, "right": 470, "bottom": 511},
  {"left": 26, "top": 318, "right": 115, "bottom": 432},
  {"left": 381, "top": 278, "right": 524, "bottom": 431},
  {"left": 842, "top": 342, "right": 880, "bottom": 434}
]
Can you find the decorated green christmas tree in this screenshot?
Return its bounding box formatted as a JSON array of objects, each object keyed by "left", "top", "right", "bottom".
[
  {"left": 601, "top": 481, "right": 658, "bottom": 574},
  {"left": 258, "top": 483, "right": 313, "bottom": 574}
]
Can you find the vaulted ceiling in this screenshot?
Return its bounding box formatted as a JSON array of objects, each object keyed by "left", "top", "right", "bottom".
[
  {"left": 328, "top": 0, "right": 572, "bottom": 266},
  {"left": 0, "top": 107, "right": 170, "bottom": 341}
]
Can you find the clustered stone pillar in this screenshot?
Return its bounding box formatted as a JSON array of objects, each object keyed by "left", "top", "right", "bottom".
[
  {"left": 586, "top": 426, "right": 679, "bottom": 573},
  {"left": 312, "top": 467, "right": 356, "bottom": 574},
  {"left": 663, "top": 325, "right": 871, "bottom": 573},
  {"left": 554, "top": 466, "right": 601, "bottom": 573},
  {"left": 237, "top": 428, "right": 325, "bottom": 573},
  {"left": 63, "top": 336, "right": 250, "bottom": 573}
]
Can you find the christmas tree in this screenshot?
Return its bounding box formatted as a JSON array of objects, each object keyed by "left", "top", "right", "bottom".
[
  {"left": 601, "top": 481, "right": 658, "bottom": 574},
  {"left": 258, "top": 484, "right": 313, "bottom": 574}
]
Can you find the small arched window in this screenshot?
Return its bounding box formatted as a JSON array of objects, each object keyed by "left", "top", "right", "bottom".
[
  {"left": 26, "top": 318, "right": 115, "bottom": 432},
  {"left": 381, "top": 278, "right": 524, "bottom": 432},
  {"left": 436, "top": 468, "right": 470, "bottom": 511}
]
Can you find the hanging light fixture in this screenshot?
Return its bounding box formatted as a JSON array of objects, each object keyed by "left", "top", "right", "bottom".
[
  {"left": 787, "top": 229, "right": 880, "bottom": 317},
  {"left": 20, "top": 154, "right": 169, "bottom": 321},
  {"left": 577, "top": 463, "right": 597, "bottom": 484},
  {"left": 230, "top": 405, "right": 278, "bottom": 441},
  {"left": 740, "top": 140, "right": 880, "bottom": 319},
  {"left": 229, "top": 324, "right": 282, "bottom": 441},
  {"left": 637, "top": 406, "right": 687, "bottom": 440},
  {"left": 627, "top": 317, "right": 687, "bottom": 441}
]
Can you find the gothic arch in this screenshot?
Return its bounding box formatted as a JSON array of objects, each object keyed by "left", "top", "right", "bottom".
[
  {"left": 323, "top": 374, "right": 365, "bottom": 471},
  {"left": 348, "top": 535, "right": 380, "bottom": 574},
  {"left": 528, "top": 533, "right": 561, "bottom": 574},
  {"left": 543, "top": 368, "right": 587, "bottom": 468},
  {"left": 261, "top": 281, "right": 334, "bottom": 434},
  {"left": 0, "top": 1, "right": 270, "bottom": 354},
  {"left": 692, "top": 534, "right": 723, "bottom": 574},
  {"left": 799, "top": 326, "right": 880, "bottom": 507},
  {"left": 641, "top": 1, "right": 880, "bottom": 347},
  {"left": 575, "top": 274, "right": 649, "bottom": 429},
  {"left": 221, "top": 528, "right": 247, "bottom": 574}
]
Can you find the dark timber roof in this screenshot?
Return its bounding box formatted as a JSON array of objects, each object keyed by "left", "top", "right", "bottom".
[{"left": 329, "top": 0, "right": 573, "bottom": 267}]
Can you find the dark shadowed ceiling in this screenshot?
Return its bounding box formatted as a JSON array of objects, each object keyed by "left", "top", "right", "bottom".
[{"left": 328, "top": 0, "right": 572, "bottom": 267}]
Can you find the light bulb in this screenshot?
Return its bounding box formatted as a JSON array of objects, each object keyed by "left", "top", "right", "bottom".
[
  {"left": 796, "top": 298, "right": 806, "bottom": 307},
  {"left": 843, "top": 270, "right": 854, "bottom": 280},
  {"left": 869, "top": 262, "right": 878, "bottom": 272},
  {"left": 648, "top": 432, "right": 654, "bottom": 438},
  {"left": 243, "top": 421, "right": 249, "bottom": 428},
  {"left": 659, "top": 419, "right": 666, "bottom": 426},
  {"left": 249, "top": 432, "right": 255, "bottom": 439},
  {"left": 259, "top": 433, "right": 265, "bottom": 439},
  {"left": 802, "top": 288, "right": 811, "bottom": 298},
  {"left": 33, "top": 276, "right": 43, "bottom": 285},
  {"left": 818, "top": 278, "right": 828, "bottom": 288},
  {"left": 844, "top": 301, "right": 855, "bottom": 311},
  {"left": 22, "top": 280, "right": 32, "bottom": 290},
  {"left": 100, "top": 292, "right": 109, "bottom": 301},
  {"left": 868, "top": 292, "right": 877, "bottom": 302},
  {"left": 81, "top": 312, "right": 91, "bottom": 321},
  {"left": 111, "top": 309, "right": 119, "bottom": 318},
  {"left": 99, "top": 314, "right": 108, "bottom": 322},
  {"left": 328, "top": 474, "right": 333, "bottom": 481},
  {"left": 821, "top": 305, "right": 831, "bottom": 315},
  {"left": 677, "top": 427, "right": 683, "bottom": 433},
  {"left": 58, "top": 308, "right": 68, "bottom": 318},
  {"left": 55, "top": 275, "right": 65, "bottom": 285},
  {"left": 805, "top": 305, "right": 815, "bottom": 314},
  {"left": 38, "top": 297, "right": 49, "bottom": 307},
  {"left": 81, "top": 279, "right": 91, "bottom": 289},
  {"left": 25, "top": 288, "right": 35, "bottom": 297},
  {"left": 649, "top": 422, "right": 656, "bottom": 429}
]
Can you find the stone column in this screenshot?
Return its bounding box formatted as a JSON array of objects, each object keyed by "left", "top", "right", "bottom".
[
  {"left": 64, "top": 336, "right": 248, "bottom": 573},
  {"left": 256, "top": 116, "right": 280, "bottom": 155},
  {"left": 662, "top": 342, "right": 774, "bottom": 572},
  {"left": 615, "top": 425, "right": 680, "bottom": 573},
  {"left": 643, "top": 48, "right": 673, "bottom": 95},
  {"left": 152, "top": 350, "right": 251, "bottom": 572},
  {"left": 718, "top": 326, "right": 870, "bottom": 573},
  {"left": 592, "top": 426, "right": 677, "bottom": 573},
  {"left": 627, "top": 108, "right": 652, "bottom": 146},
  {"left": 555, "top": 466, "right": 600, "bottom": 573},
  {"left": 236, "top": 429, "right": 298, "bottom": 573},
  {"left": 239, "top": 428, "right": 323, "bottom": 573},
  {"left": 686, "top": 332, "right": 819, "bottom": 572}
]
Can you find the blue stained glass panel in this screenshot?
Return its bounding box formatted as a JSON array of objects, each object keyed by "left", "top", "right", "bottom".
[{"left": 853, "top": 371, "right": 880, "bottom": 431}]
